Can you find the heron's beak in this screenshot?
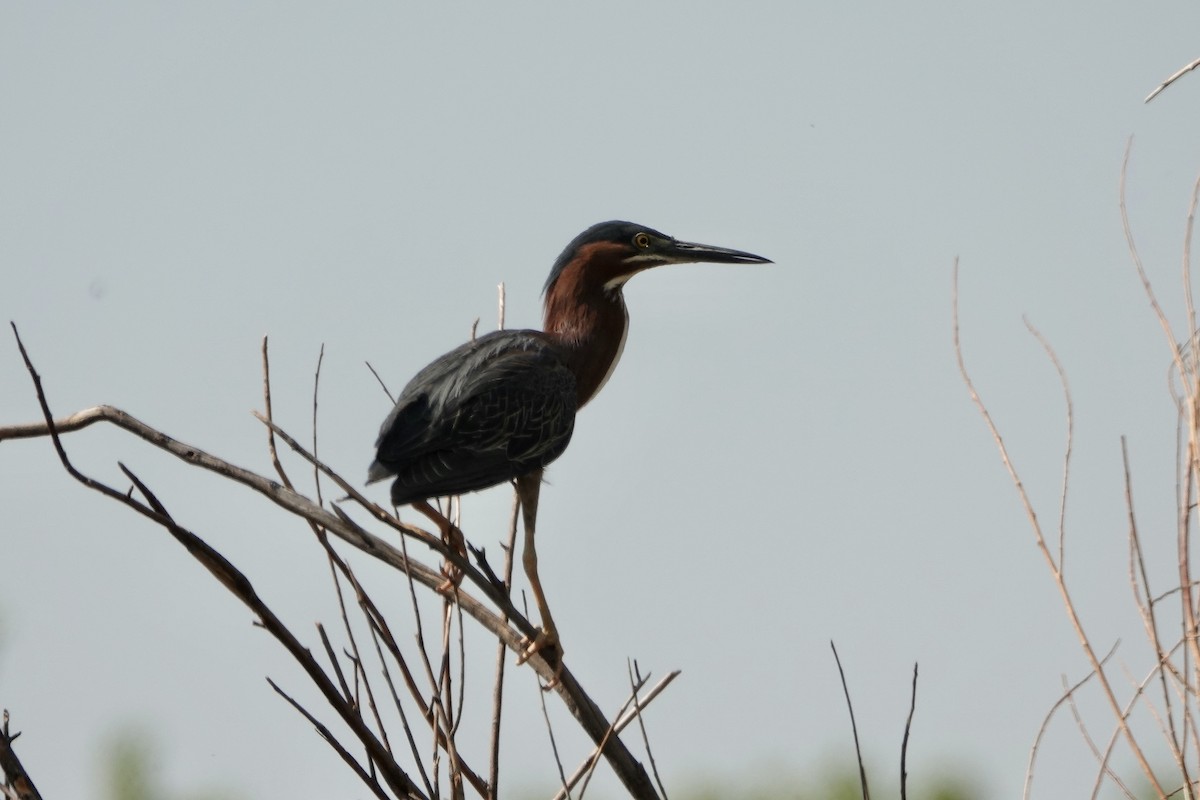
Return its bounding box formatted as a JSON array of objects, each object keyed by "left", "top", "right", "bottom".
[{"left": 666, "top": 239, "right": 773, "bottom": 265}]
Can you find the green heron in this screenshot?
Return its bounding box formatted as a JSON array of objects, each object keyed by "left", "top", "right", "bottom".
[{"left": 368, "top": 220, "right": 771, "bottom": 663}]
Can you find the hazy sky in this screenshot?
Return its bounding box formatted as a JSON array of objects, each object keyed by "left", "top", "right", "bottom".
[{"left": 5, "top": 2, "right": 1200, "bottom": 797}]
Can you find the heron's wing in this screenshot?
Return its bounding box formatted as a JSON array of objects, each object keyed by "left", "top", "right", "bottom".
[{"left": 369, "top": 331, "right": 576, "bottom": 503}]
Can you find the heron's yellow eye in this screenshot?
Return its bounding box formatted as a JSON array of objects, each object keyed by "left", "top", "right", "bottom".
[{"left": 633, "top": 233, "right": 651, "bottom": 248}]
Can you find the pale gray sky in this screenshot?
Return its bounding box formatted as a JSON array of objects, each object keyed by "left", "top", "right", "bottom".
[{"left": 4, "top": 2, "right": 1200, "bottom": 797}]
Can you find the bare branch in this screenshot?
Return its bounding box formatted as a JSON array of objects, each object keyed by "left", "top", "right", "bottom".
[
  {"left": 4, "top": 325, "right": 663, "bottom": 799},
  {"left": 1023, "top": 642, "right": 1119, "bottom": 800},
  {"left": 830, "top": 641, "right": 870, "bottom": 800},
  {"left": 900, "top": 663, "right": 918, "bottom": 800},
  {"left": 1146, "top": 56, "right": 1200, "bottom": 103},
  {"left": 266, "top": 678, "right": 393, "bottom": 800},
  {"left": 0, "top": 712, "right": 43, "bottom": 800},
  {"left": 954, "top": 264, "right": 1166, "bottom": 795},
  {"left": 629, "top": 660, "right": 670, "bottom": 800}
]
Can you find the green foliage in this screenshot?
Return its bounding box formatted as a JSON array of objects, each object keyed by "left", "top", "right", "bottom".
[
  {"left": 101, "top": 729, "right": 242, "bottom": 800},
  {"left": 672, "top": 762, "right": 981, "bottom": 800}
]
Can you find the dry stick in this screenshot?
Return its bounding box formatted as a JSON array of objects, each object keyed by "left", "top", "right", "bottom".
[
  {"left": 553, "top": 671, "right": 680, "bottom": 800},
  {"left": 1146, "top": 56, "right": 1200, "bottom": 103},
  {"left": 1120, "top": 142, "right": 1200, "bottom": 692},
  {"left": 314, "top": 520, "right": 441, "bottom": 794},
  {"left": 608, "top": 673, "right": 680, "bottom": 737},
  {"left": 486, "top": 278, "right": 515, "bottom": 800},
  {"left": 628, "top": 660, "right": 669, "bottom": 800},
  {"left": 1025, "top": 318, "right": 1073, "bottom": 573},
  {"left": 127, "top": 463, "right": 427, "bottom": 800},
  {"left": 0, "top": 711, "right": 43, "bottom": 800},
  {"left": 320, "top": 547, "right": 397, "bottom": 778},
  {"left": 352, "top": 560, "right": 485, "bottom": 797},
  {"left": 1089, "top": 653, "right": 1192, "bottom": 800},
  {"left": 365, "top": 360, "right": 397, "bottom": 405},
  {"left": 1180, "top": 180, "right": 1200, "bottom": 729},
  {"left": 263, "top": 339, "right": 396, "bottom": 779},
  {"left": 393, "top": 530, "right": 453, "bottom": 796},
  {"left": 1180, "top": 175, "right": 1200, "bottom": 374},
  {"left": 1124, "top": 146, "right": 1200, "bottom": 771},
  {"left": 362, "top": 618, "right": 438, "bottom": 797},
  {"left": 1123, "top": 659, "right": 1191, "bottom": 799},
  {"left": 1023, "top": 642, "right": 1120, "bottom": 800},
  {"left": 267, "top": 678, "right": 392, "bottom": 800},
  {"left": 8, "top": 326, "right": 414, "bottom": 798},
  {"left": 952, "top": 264, "right": 1166, "bottom": 796},
  {"left": 578, "top": 673, "right": 654, "bottom": 800},
  {"left": 261, "top": 337, "right": 295, "bottom": 493},
  {"left": 1065, "top": 678, "right": 1138, "bottom": 800},
  {"left": 899, "top": 663, "right": 918, "bottom": 800},
  {"left": 453, "top": 600, "right": 468, "bottom": 738},
  {"left": 392, "top": 527, "right": 481, "bottom": 799},
  {"left": 318, "top": 526, "right": 486, "bottom": 797},
  {"left": 830, "top": 642, "right": 870, "bottom": 800},
  {"left": 316, "top": 624, "right": 355, "bottom": 710},
  {"left": 1171, "top": 397, "right": 1200, "bottom": 774},
  {"left": 1183, "top": 460, "right": 1200, "bottom": 713},
  {"left": 536, "top": 667, "right": 574, "bottom": 800},
  {"left": 488, "top": 491, "right": 522, "bottom": 798},
  {"left": 312, "top": 342, "right": 326, "bottom": 504},
  {"left": 520, "top": 592, "right": 573, "bottom": 799},
  {"left": 436, "top": 405, "right": 466, "bottom": 800},
  {"left": 4, "top": 332, "right": 659, "bottom": 800},
  {"left": 438, "top": 604, "right": 466, "bottom": 800},
  {"left": 1121, "top": 141, "right": 1193, "bottom": 409},
  {"left": 1125, "top": 437, "right": 1193, "bottom": 794},
  {"left": 0, "top": 399, "right": 547, "bottom": 679},
  {"left": 1181, "top": 176, "right": 1200, "bottom": 721}
]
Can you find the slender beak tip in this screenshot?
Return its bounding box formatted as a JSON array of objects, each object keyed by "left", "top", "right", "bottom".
[{"left": 671, "top": 240, "right": 774, "bottom": 266}]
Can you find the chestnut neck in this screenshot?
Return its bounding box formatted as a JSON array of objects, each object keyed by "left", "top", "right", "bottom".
[{"left": 542, "top": 243, "right": 636, "bottom": 407}]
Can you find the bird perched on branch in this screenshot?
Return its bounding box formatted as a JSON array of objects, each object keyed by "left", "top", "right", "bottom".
[{"left": 368, "top": 220, "right": 771, "bottom": 665}]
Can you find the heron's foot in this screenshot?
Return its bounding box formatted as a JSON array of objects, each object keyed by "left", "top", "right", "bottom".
[
  {"left": 436, "top": 562, "right": 464, "bottom": 594},
  {"left": 517, "top": 627, "right": 563, "bottom": 688}
]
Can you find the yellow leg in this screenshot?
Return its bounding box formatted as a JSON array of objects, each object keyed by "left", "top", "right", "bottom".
[{"left": 513, "top": 470, "right": 561, "bottom": 675}]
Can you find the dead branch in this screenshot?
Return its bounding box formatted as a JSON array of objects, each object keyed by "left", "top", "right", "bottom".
[
  {"left": 900, "top": 663, "right": 918, "bottom": 800},
  {"left": 953, "top": 261, "right": 1166, "bottom": 796},
  {"left": 2, "top": 324, "right": 667, "bottom": 799},
  {"left": 0, "top": 712, "right": 43, "bottom": 800},
  {"left": 1146, "top": 56, "right": 1200, "bottom": 103},
  {"left": 830, "top": 641, "right": 870, "bottom": 800}
]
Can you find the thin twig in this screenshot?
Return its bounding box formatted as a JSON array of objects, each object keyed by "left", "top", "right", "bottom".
[
  {"left": 537, "top": 667, "right": 573, "bottom": 800},
  {"left": 1024, "top": 317, "right": 1073, "bottom": 573},
  {"left": 1146, "top": 55, "right": 1200, "bottom": 103},
  {"left": 312, "top": 343, "right": 326, "bottom": 505},
  {"left": 1125, "top": 436, "right": 1191, "bottom": 789},
  {"left": 1023, "top": 642, "right": 1119, "bottom": 800},
  {"left": 577, "top": 673, "right": 654, "bottom": 800},
  {"left": 266, "top": 678, "right": 392, "bottom": 800},
  {"left": 488, "top": 489, "right": 522, "bottom": 797},
  {"left": 831, "top": 641, "right": 870, "bottom": 800},
  {"left": 365, "top": 360, "right": 396, "bottom": 405},
  {"left": 900, "top": 663, "right": 917, "bottom": 800},
  {"left": 1067, "top": 676, "right": 1137, "bottom": 800},
  {"left": 261, "top": 336, "right": 295, "bottom": 492},
  {"left": 629, "top": 660, "right": 669, "bottom": 800},
  {"left": 5, "top": 326, "right": 662, "bottom": 799},
  {"left": 953, "top": 262, "right": 1166, "bottom": 796}
]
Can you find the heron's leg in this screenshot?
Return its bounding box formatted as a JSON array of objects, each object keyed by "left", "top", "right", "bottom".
[
  {"left": 413, "top": 499, "right": 466, "bottom": 591},
  {"left": 513, "top": 470, "right": 561, "bottom": 672}
]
